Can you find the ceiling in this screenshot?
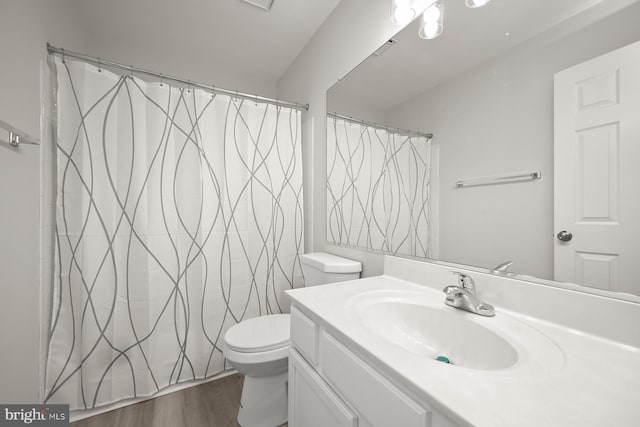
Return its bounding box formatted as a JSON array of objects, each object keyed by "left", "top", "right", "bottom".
[
  {"left": 330, "top": 0, "right": 640, "bottom": 111},
  {"left": 70, "top": 0, "right": 341, "bottom": 92}
]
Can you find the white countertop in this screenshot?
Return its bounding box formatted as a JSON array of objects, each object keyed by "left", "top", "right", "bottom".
[{"left": 286, "top": 275, "right": 640, "bottom": 427}]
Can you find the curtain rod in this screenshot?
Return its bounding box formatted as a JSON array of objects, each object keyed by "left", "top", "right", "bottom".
[
  {"left": 328, "top": 112, "right": 433, "bottom": 140},
  {"left": 46, "top": 43, "right": 309, "bottom": 112}
]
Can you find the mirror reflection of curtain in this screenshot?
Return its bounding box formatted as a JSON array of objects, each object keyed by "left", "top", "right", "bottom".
[
  {"left": 44, "top": 57, "right": 303, "bottom": 410},
  {"left": 327, "top": 116, "right": 433, "bottom": 258}
]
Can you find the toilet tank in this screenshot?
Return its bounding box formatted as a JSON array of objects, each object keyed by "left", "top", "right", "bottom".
[{"left": 300, "top": 252, "right": 362, "bottom": 286}]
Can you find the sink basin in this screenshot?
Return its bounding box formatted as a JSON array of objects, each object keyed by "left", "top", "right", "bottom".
[
  {"left": 348, "top": 290, "right": 565, "bottom": 373},
  {"left": 357, "top": 300, "right": 517, "bottom": 370}
]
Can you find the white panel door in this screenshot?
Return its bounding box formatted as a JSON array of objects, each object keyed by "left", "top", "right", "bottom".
[{"left": 554, "top": 40, "right": 640, "bottom": 295}]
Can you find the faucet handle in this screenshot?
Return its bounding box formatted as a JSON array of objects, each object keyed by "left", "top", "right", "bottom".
[
  {"left": 442, "top": 285, "right": 460, "bottom": 295},
  {"left": 450, "top": 271, "right": 476, "bottom": 293},
  {"left": 492, "top": 261, "right": 513, "bottom": 274}
]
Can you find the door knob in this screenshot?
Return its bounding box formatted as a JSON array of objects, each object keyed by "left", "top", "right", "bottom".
[{"left": 556, "top": 230, "right": 573, "bottom": 242}]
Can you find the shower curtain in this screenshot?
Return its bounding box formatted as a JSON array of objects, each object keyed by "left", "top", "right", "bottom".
[
  {"left": 44, "top": 57, "right": 303, "bottom": 410},
  {"left": 327, "top": 116, "right": 433, "bottom": 258}
]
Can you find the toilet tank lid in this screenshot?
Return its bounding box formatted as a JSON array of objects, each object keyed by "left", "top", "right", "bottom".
[{"left": 300, "top": 252, "right": 362, "bottom": 273}]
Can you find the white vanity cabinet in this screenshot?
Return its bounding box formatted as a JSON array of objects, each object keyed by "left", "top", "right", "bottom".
[{"left": 288, "top": 306, "right": 459, "bottom": 427}]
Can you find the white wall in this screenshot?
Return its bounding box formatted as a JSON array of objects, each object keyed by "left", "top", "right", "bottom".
[
  {"left": 277, "top": 0, "right": 405, "bottom": 277},
  {"left": 80, "top": 25, "right": 278, "bottom": 99},
  {"left": 385, "top": 4, "right": 640, "bottom": 279},
  {"left": 0, "top": 0, "right": 87, "bottom": 403},
  {"left": 328, "top": 91, "right": 387, "bottom": 124},
  {"left": 71, "top": 0, "right": 288, "bottom": 99}
]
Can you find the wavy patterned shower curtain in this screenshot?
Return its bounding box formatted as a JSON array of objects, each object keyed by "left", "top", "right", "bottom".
[
  {"left": 327, "top": 116, "right": 433, "bottom": 258},
  {"left": 44, "top": 57, "right": 303, "bottom": 410}
]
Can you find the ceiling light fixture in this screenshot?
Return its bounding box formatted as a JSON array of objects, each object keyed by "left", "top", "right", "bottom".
[
  {"left": 240, "top": 0, "right": 275, "bottom": 12},
  {"left": 392, "top": 0, "right": 491, "bottom": 40},
  {"left": 418, "top": 1, "right": 444, "bottom": 40}
]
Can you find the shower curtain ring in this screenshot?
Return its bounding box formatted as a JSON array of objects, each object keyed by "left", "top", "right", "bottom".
[
  {"left": 97, "top": 58, "right": 102, "bottom": 72},
  {"left": 61, "top": 48, "right": 66, "bottom": 64}
]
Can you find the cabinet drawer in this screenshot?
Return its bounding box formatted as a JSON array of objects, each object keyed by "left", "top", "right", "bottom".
[
  {"left": 290, "top": 306, "right": 318, "bottom": 364},
  {"left": 289, "top": 349, "right": 357, "bottom": 427},
  {"left": 321, "top": 331, "right": 429, "bottom": 427}
]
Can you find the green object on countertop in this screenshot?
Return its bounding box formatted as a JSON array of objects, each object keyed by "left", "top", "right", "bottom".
[{"left": 436, "top": 356, "right": 451, "bottom": 363}]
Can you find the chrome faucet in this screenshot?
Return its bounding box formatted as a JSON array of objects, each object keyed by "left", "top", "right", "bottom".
[
  {"left": 492, "top": 261, "right": 513, "bottom": 275},
  {"left": 442, "top": 272, "right": 495, "bottom": 317}
]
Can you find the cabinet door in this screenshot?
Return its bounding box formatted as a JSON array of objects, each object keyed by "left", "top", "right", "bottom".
[{"left": 289, "top": 349, "right": 357, "bottom": 427}]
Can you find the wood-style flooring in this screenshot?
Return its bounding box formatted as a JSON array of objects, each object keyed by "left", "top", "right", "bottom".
[{"left": 71, "top": 374, "right": 286, "bottom": 427}]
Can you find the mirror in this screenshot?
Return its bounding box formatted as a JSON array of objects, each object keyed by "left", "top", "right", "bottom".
[{"left": 327, "top": 0, "right": 640, "bottom": 299}]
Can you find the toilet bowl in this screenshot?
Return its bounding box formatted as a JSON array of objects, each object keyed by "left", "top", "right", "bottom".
[
  {"left": 222, "top": 252, "right": 361, "bottom": 427},
  {"left": 223, "top": 314, "right": 290, "bottom": 427}
]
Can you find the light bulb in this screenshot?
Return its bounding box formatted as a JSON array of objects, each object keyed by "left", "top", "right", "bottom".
[
  {"left": 419, "top": 21, "right": 443, "bottom": 39},
  {"left": 422, "top": 5, "right": 441, "bottom": 22},
  {"left": 465, "top": 0, "right": 491, "bottom": 8},
  {"left": 391, "top": 0, "right": 416, "bottom": 25},
  {"left": 392, "top": 6, "right": 416, "bottom": 24}
]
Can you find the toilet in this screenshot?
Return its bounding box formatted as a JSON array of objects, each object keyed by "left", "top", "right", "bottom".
[{"left": 222, "top": 252, "right": 362, "bottom": 427}]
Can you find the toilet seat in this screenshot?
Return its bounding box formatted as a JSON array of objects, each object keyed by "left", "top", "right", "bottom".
[
  {"left": 225, "top": 314, "right": 290, "bottom": 353},
  {"left": 223, "top": 343, "right": 289, "bottom": 367}
]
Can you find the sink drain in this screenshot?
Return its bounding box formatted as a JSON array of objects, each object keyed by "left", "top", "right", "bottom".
[{"left": 435, "top": 356, "right": 452, "bottom": 364}]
